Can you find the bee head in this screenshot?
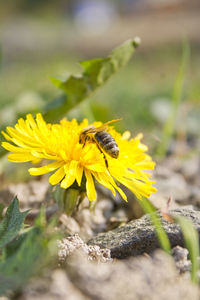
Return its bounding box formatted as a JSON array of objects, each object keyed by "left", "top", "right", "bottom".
[
  {"left": 79, "top": 132, "right": 85, "bottom": 144},
  {"left": 79, "top": 126, "right": 94, "bottom": 145}
]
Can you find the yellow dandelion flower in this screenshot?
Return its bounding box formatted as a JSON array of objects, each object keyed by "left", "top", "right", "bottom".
[{"left": 1, "top": 113, "right": 157, "bottom": 201}]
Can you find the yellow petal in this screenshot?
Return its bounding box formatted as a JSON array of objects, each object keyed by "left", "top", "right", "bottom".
[
  {"left": 94, "top": 172, "right": 116, "bottom": 196},
  {"left": 60, "top": 174, "right": 76, "bottom": 189},
  {"left": 1, "top": 131, "right": 13, "bottom": 142},
  {"left": 15, "top": 118, "right": 31, "bottom": 137},
  {"left": 60, "top": 161, "right": 77, "bottom": 189},
  {"left": 49, "top": 166, "right": 65, "bottom": 185},
  {"left": 29, "top": 161, "right": 63, "bottom": 175},
  {"left": 59, "top": 149, "right": 68, "bottom": 161},
  {"left": 2, "top": 142, "right": 31, "bottom": 153},
  {"left": 121, "top": 130, "right": 131, "bottom": 140},
  {"left": 86, "top": 163, "right": 106, "bottom": 172},
  {"left": 32, "top": 158, "right": 42, "bottom": 164},
  {"left": 36, "top": 113, "right": 49, "bottom": 134},
  {"left": 6, "top": 127, "right": 39, "bottom": 147},
  {"left": 85, "top": 169, "right": 96, "bottom": 201},
  {"left": 76, "top": 165, "right": 83, "bottom": 186},
  {"left": 26, "top": 114, "right": 37, "bottom": 128},
  {"left": 135, "top": 133, "right": 143, "bottom": 140},
  {"left": 106, "top": 175, "right": 127, "bottom": 201},
  {"left": 11, "top": 138, "right": 33, "bottom": 149},
  {"left": 118, "top": 177, "right": 155, "bottom": 200},
  {"left": 99, "top": 170, "right": 127, "bottom": 201},
  {"left": 7, "top": 153, "right": 36, "bottom": 162},
  {"left": 64, "top": 160, "right": 78, "bottom": 175},
  {"left": 30, "top": 151, "right": 60, "bottom": 160},
  {"left": 135, "top": 160, "right": 156, "bottom": 170}
]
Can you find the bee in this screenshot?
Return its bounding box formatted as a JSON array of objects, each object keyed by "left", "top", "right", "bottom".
[{"left": 79, "top": 119, "right": 121, "bottom": 168}]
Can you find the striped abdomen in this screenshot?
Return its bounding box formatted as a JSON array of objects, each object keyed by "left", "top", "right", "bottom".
[{"left": 94, "top": 131, "right": 119, "bottom": 158}]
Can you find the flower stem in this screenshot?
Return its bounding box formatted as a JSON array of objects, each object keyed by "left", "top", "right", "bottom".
[{"left": 64, "top": 188, "right": 80, "bottom": 216}]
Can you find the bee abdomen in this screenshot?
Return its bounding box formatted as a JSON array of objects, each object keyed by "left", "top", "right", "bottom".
[
  {"left": 95, "top": 131, "right": 114, "bottom": 147},
  {"left": 95, "top": 131, "right": 119, "bottom": 158},
  {"left": 104, "top": 141, "right": 117, "bottom": 150}
]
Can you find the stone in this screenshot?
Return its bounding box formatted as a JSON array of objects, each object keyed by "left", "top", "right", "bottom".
[
  {"left": 57, "top": 234, "right": 112, "bottom": 263},
  {"left": 66, "top": 250, "right": 199, "bottom": 300},
  {"left": 171, "top": 246, "right": 191, "bottom": 275},
  {"left": 0, "top": 179, "right": 50, "bottom": 210},
  {"left": 19, "top": 249, "right": 199, "bottom": 300},
  {"left": 59, "top": 214, "right": 81, "bottom": 235},
  {"left": 19, "top": 269, "right": 87, "bottom": 300},
  {"left": 88, "top": 207, "right": 200, "bottom": 258}
]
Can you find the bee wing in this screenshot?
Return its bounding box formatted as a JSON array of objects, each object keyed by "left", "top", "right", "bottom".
[
  {"left": 94, "top": 118, "right": 122, "bottom": 131},
  {"left": 101, "top": 118, "right": 122, "bottom": 127},
  {"left": 82, "top": 126, "right": 107, "bottom": 133},
  {"left": 82, "top": 119, "right": 122, "bottom": 133},
  {"left": 81, "top": 125, "right": 96, "bottom": 133},
  {"left": 90, "top": 126, "right": 108, "bottom": 132}
]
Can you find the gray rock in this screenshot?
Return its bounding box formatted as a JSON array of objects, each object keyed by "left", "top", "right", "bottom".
[
  {"left": 171, "top": 246, "right": 191, "bottom": 274},
  {"left": 66, "top": 250, "right": 199, "bottom": 300},
  {"left": 57, "top": 234, "right": 112, "bottom": 263},
  {"left": 89, "top": 207, "right": 200, "bottom": 258},
  {"left": 19, "top": 269, "right": 88, "bottom": 300},
  {"left": 18, "top": 249, "right": 199, "bottom": 300}
]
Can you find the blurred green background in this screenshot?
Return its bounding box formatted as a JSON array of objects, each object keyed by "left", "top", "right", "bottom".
[{"left": 0, "top": 0, "right": 200, "bottom": 153}]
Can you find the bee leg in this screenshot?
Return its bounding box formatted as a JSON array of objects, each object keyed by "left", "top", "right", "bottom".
[
  {"left": 104, "top": 155, "right": 109, "bottom": 169},
  {"left": 82, "top": 136, "right": 89, "bottom": 148},
  {"left": 96, "top": 144, "right": 109, "bottom": 169}
]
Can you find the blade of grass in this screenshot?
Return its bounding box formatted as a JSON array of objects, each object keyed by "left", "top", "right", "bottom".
[
  {"left": 156, "top": 40, "right": 190, "bottom": 158},
  {"left": 140, "top": 197, "right": 171, "bottom": 253},
  {"left": 174, "top": 215, "right": 199, "bottom": 284}
]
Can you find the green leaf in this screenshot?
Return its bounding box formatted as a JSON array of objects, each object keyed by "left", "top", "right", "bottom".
[
  {"left": 0, "top": 217, "right": 59, "bottom": 296},
  {"left": 156, "top": 40, "right": 190, "bottom": 157},
  {"left": 44, "top": 38, "right": 140, "bottom": 121},
  {"left": 0, "top": 203, "right": 5, "bottom": 221},
  {"left": 0, "top": 197, "right": 28, "bottom": 249},
  {"left": 0, "top": 228, "right": 49, "bottom": 296},
  {"left": 140, "top": 197, "right": 171, "bottom": 254},
  {"left": 174, "top": 215, "right": 199, "bottom": 284}
]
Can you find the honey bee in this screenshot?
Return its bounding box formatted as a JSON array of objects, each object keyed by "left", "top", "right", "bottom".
[{"left": 79, "top": 119, "right": 121, "bottom": 168}]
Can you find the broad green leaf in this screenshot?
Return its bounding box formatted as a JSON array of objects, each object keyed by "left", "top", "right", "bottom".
[
  {"left": 0, "top": 228, "right": 50, "bottom": 296},
  {"left": 174, "top": 215, "right": 199, "bottom": 284},
  {"left": 0, "top": 215, "right": 59, "bottom": 296},
  {"left": 3, "top": 231, "right": 27, "bottom": 259},
  {"left": 0, "top": 197, "right": 28, "bottom": 249},
  {"left": 44, "top": 38, "right": 140, "bottom": 121}
]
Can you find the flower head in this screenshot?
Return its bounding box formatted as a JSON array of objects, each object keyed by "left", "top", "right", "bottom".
[{"left": 2, "top": 113, "right": 156, "bottom": 201}]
